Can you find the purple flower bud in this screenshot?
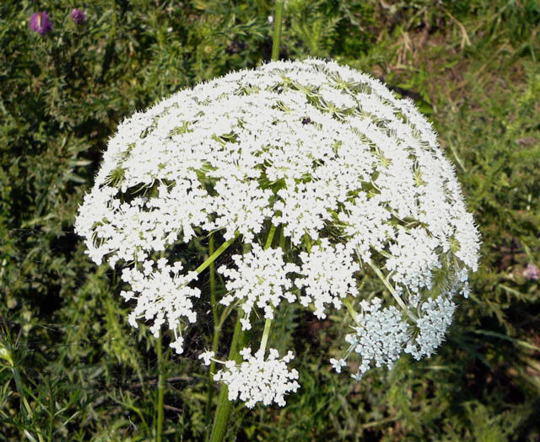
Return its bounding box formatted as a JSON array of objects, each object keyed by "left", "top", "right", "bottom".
[
  {"left": 70, "top": 8, "right": 87, "bottom": 25},
  {"left": 523, "top": 263, "right": 539, "bottom": 281},
  {"left": 29, "top": 12, "right": 53, "bottom": 36}
]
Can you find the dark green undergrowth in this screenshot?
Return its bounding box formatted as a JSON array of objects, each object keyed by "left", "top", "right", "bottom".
[{"left": 1, "top": 0, "right": 539, "bottom": 440}]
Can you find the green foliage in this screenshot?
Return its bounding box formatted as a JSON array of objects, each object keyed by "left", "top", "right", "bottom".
[{"left": 1, "top": 0, "right": 539, "bottom": 440}]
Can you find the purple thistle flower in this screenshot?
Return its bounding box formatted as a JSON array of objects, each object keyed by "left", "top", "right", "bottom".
[
  {"left": 29, "top": 12, "right": 53, "bottom": 36},
  {"left": 523, "top": 263, "right": 540, "bottom": 281},
  {"left": 70, "top": 8, "right": 87, "bottom": 25}
]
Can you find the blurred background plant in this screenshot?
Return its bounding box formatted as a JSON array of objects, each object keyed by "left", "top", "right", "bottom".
[{"left": 0, "top": 0, "right": 538, "bottom": 440}]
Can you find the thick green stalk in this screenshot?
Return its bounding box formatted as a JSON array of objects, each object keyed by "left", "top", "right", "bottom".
[
  {"left": 209, "top": 234, "right": 220, "bottom": 362},
  {"left": 208, "top": 225, "right": 277, "bottom": 441},
  {"left": 155, "top": 335, "right": 165, "bottom": 442},
  {"left": 209, "top": 233, "right": 218, "bottom": 325},
  {"left": 259, "top": 225, "right": 277, "bottom": 354},
  {"left": 208, "top": 313, "right": 245, "bottom": 442},
  {"left": 205, "top": 233, "right": 219, "bottom": 425},
  {"left": 271, "top": 0, "right": 285, "bottom": 61}
]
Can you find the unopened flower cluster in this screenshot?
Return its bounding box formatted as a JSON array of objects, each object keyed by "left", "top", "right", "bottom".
[{"left": 75, "top": 59, "right": 480, "bottom": 407}]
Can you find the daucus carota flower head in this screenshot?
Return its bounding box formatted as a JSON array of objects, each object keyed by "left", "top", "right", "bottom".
[
  {"left": 343, "top": 298, "right": 409, "bottom": 380},
  {"left": 295, "top": 240, "right": 357, "bottom": 318},
  {"left": 75, "top": 59, "right": 480, "bottom": 407},
  {"left": 218, "top": 245, "right": 299, "bottom": 330},
  {"left": 119, "top": 258, "right": 200, "bottom": 354},
  {"left": 29, "top": 12, "right": 52, "bottom": 35},
  {"left": 214, "top": 348, "right": 300, "bottom": 408}
]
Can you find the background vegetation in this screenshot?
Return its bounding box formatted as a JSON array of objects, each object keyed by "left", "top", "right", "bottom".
[{"left": 1, "top": 0, "right": 539, "bottom": 440}]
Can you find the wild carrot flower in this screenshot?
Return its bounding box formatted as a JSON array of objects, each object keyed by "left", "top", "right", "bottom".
[
  {"left": 75, "top": 59, "right": 480, "bottom": 406},
  {"left": 213, "top": 348, "right": 300, "bottom": 408},
  {"left": 29, "top": 12, "right": 52, "bottom": 35},
  {"left": 219, "top": 245, "right": 299, "bottom": 330}
]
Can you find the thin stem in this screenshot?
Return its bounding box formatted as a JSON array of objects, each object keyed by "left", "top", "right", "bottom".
[
  {"left": 271, "top": 0, "right": 285, "bottom": 61},
  {"left": 259, "top": 318, "right": 273, "bottom": 354},
  {"left": 208, "top": 313, "right": 245, "bottom": 442},
  {"left": 265, "top": 224, "right": 277, "bottom": 249},
  {"left": 343, "top": 298, "right": 358, "bottom": 322},
  {"left": 209, "top": 325, "right": 221, "bottom": 377},
  {"left": 195, "top": 234, "right": 237, "bottom": 275},
  {"left": 155, "top": 335, "right": 165, "bottom": 442},
  {"left": 217, "top": 304, "right": 235, "bottom": 329},
  {"left": 303, "top": 234, "right": 313, "bottom": 252},
  {"left": 366, "top": 260, "right": 411, "bottom": 315},
  {"left": 259, "top": 224, "right": 277, "bottom": 354}
]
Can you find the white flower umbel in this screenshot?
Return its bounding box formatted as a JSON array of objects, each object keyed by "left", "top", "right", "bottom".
[
  {"left": 339, "top": 194, "right": 395, "bottom": 262},
  {"left": 385, "top": 227, "right": 442, "bottom": 294},
  {"left": 120, "top": 258, "right": 200, "bottom": 354},
  {"left": 273, "top": 179, "right": 338, "bottom": 245},
  {"left": 344, "top": 299, "right": 409, "bottom": 380},
  {"left": 218, "top": 245, "right": 299, "bottom": 330},
  {"left": 295, "top": 240, "right": 357, "bottom": 318},
  {"left": 75, "top": 59, "right": 481, "bottom": 398},
  {"left": 212, "top": 178, "right": 273, "bottom": 242},
  {"left": 405, "top": 295, "right": 457, "bottom": 360},
  {"left": 213, "top": 348, "right": 300, "bottom": 408}
]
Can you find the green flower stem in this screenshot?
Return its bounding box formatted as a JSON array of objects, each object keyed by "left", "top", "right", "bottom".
[
  {"left": 279, "top": 227, "right": 286, "bottom": 249},
  {"left": 209, "top": 322, "right": 221, "bottom": 377},
  {"left": 366, "top": 260, "right": 414, "bottom": 318},
  {"left": 209, "top": 1, "right": 284, "bottom": 435},
  {"left": 271, "top": 0, "right": 285, "bottom": 61},
  {"left": 205, "top": 233, "right": 219, "bottom": 427},
  {"left": 259, "top": 318, "right": 273, "bottom": 354},
  {"left": 208, "top": 233, "right": 222, "bottom": 376},
  {"left": 343, "top": 298, "right": 358, "bottom": 322},
  {"left": 209, "top": 233, "right": 218, "bottom": 325},
  {"left": 265, "top": 224, "right": 277, "bottom": 249},
  {"left": 208, "top": 312, "right": 245, "bottom": 442},
  {"left": 259, "top": 224, "right": 277, "bottom": 354},
  {"left": 155, "top": 334, "right": 165, "bottom": 442},
  {"left": 209, "top": 225, "right": 277, "bottom": 442},
  {"left": 196, "top": 234, "right": 238, "bottom": 275}
]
